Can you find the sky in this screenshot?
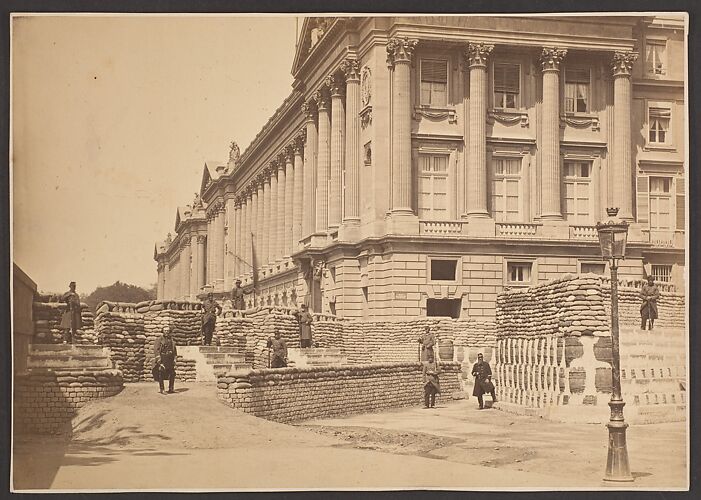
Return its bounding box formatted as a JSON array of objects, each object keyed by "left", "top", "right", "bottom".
[{"left": 12, "top": 15, "right": 299, "bottom": 294}]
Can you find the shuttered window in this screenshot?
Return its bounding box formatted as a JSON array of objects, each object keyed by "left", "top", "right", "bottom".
[
  {"left": 564, "top": 68, "right": 590, "bottom": 113},
  {"left": 636, "top": 176, "right": 649, "bottom": 224},
  {"left": 420, "top": 59, "right": 448, "bottom": 107},
  {"left": 418, "top": 154, "right": 450, "bottom": 220},
  {"left": 649, "top": 177, "right": 672, "bottom": 230},
  {"left": 491, "top": 158, "right": 522, "bottom": 222},
  {"left": 676, "top": 178, "right": 685, "bottom": 230},
  {"left": 563, "top": 161, "right": 591, "bottom": 224},
  {"left": 494, "top": 63, "right": 520, "bottom": 109}
]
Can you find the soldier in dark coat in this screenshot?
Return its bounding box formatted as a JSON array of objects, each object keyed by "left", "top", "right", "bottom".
[
  {"left": 267, "top": 330, "right": 288, "bottom": 368},
  {"left": 640, "top": 275, "right": 660, "bottom": 330},
  {"left": 59, "top": 281, "right": 82, "bottom": 344},
  {"left": 418, "top": 325, "right": 436, "bottom": 362},
  {"left": 422, "top": 350, "right": 441, "bottom": 408},
  {"left": 297, "top": 304, "right": 314, "bottom": 348},
  {"left": 201, "top": 293, "right": 222, "bottom": 346},
  {"left": 230, "top": 279, "right": 250, "bottom": 310},
  {"left": 153, "top": 326, "right": 177, "bottom": 394},
  {"left": 472, "top": 353, "right": 497, "bottom": 409}
]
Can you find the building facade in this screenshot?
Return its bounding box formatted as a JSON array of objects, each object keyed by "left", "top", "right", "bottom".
[{"left": 154, "top": 15, "right": 686, "bottom": 322}]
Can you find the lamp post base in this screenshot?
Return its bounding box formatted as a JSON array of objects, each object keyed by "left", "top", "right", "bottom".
[{"left": 604, "top": 419, "right": 633, "bottom": 482}]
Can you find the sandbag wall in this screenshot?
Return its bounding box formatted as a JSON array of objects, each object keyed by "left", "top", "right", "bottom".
[
  {"left": 94, "top": 303, "right": 146, "bottom": 382},
  {"left": 14, "top": 368, "right": 123, "bottom": 434},
  {"left": 600, "top": 279, "right": 685, "bottom": 329},
  {"left": 217, "top": 362, "right": 462, "bottom": 423},
  {"left": 32, "top": 301, "right": 96, "bottom": 344}
]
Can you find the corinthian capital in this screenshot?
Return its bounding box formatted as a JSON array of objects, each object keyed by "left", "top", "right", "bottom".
[
  {"left": 386, "top": 37, "right": 418, "bottom": 67},
  {"left": 325, "top": 73, "right": 345, "bottom": 97},
  {"left": 294, "top": 129, "right": 306, "bottom": 153},
  {"left": 301, "top": 99, "right": 317, "bottom": 121},
  {"left": 611, "top": 51, "right": 638, "bottom": 77},
  {"left": 540, "top": 48, "right": 568, "bottom": 72},
  {"left": 464, "top": 42, "right": 494, "bottom": 68},
  {"left": 341, "top": 58, "right": 361, "bottom": 82},
  {"left": 313, "top": 88, "right": 330, "bottom": 110}
]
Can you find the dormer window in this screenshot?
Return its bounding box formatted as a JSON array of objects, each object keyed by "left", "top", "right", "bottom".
[
  {"left": 564, "top": 68, "right": 590, "bottom": 113},
  {"left": 420, "top": 59, "right": 448, "bottom": 107},
  {"left": 493, "top": 63, "right": 520, "bottom": 109}
]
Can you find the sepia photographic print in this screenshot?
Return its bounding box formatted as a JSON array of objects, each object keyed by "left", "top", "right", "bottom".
[{"left": 9, "top": 10, "right": 690, "bottom": 492}]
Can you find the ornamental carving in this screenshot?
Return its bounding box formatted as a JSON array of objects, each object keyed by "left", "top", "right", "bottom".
[
  {"left": 611, "top": 51, "right": 638, "bottom": 77},
  {"left": 488, "top": 109, "right": 530, "bottom": 128},
  {"left": 228, "top": 141, "right": 240, "bottom": 165},
  {"left": 313, "top": 88, "right": 330, "bottom": 110},
  {"left": 197, "top": 235, "right": 207, "bottom": 244},
  {"left": 360, "top": 106, "right": 372, "bottom": 129},
  {"left": 276, "top": 152, "right": 287, "bottom": 168},
  {"left": 284, "top": 145, "right": 295, "bottom": 163},
  {"left": 325, "top": 73, "right": 345, "bottom": 97},
  {"left": 386, "top": 37, "right": 418, "bottom": 67},
  {"left": 294, "top": 131, "right": 305, "bottom": 153},
  {"left": 413, "top": 107, "right": 457, "bottom": 124},
  {"left": 559, "top": 113, "right": 600, "bottom": 131},
  {"left": 166, "top": 232, "right": 172, "bottom": 244},
  {"left": 301, "top": 99, "right": 317, "bottom": 120},
  {"left": 340, "top": 58, "right": 360, "bottom": 82},
  {"left": 464, "top": 42, "right": 494, "bottom": 68},
  {"left": 540, "top": 48, "right": 568, "bottom": 72},
  {"left": 360, "top": 66, "right": 372, "bottom": 107}
]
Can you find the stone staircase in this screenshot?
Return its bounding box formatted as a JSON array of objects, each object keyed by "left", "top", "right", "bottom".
[
  {"left": 178, "top": 346, "right": 249, "bottom": 381},
  {"left": 26, "top": 344, "right": 113, "bottom": 371},
  {"left": 287, "top": 347, "right": 347, "bottom": 368}
]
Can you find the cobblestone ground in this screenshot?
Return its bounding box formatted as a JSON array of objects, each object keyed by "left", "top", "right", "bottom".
[{"left": 12, "top": 383, "right": 687, "bottom": 490}]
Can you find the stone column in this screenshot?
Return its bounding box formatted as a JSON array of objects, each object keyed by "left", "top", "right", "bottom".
[
  {"left": 341, "top": 58, "right": 361, "bottom": 226},
  {"left": 315, "top": 88, "right": 331, "bottom": 232},
  {"left": 233, "top": 199, "right": 242, "bottom": 278},
  {"left": 252, "top": 182, "right": 260, "bottom": 271},
  {"left": 465, "top": 42, "right": 494, "bottom": 218},
  {"left": 261, "top": 172, "right": 271, "bottom": 266},
  {"left": 240, "top": 194, "right": 249, "bottom": 278},
  {"left": 224, "top": 198, "right": 235, "bottom": 292},
  {"left": 612, "top": 51, "right": 638, "bottom": 221},
  {"left": 328, "top": 73, "right": 345, "bottom": 229},
  {"left": 180, "top": 239, "right": 191, "bottom": 300},
  {"left": 197, "top": 235, "right": 206, "bottom": 294},
  {"left": 269, "top": 162, "right": 279, "bottom": 263},
  {"left": 205, "top": 214, "right": 214, "bottom": 286},
  {"left": 387, "top": 37, "right": 418, "bottom": 214},
  {"left": 284, "top": 147, "right": 294, "bottom": 256},
  {"left": 215, "top": 203, "right": 226, "bottom": 292},
  {"left": 540, "top": 48, "right": 567, "bottom": 220},
  {"left": 302, "top": 101, "right": 317, "bottom": 238},
  {"left": 157, "top": 263, "right": 164, "bottom": 299},
  {"left": 190, "top": 234, "right": 199, "bottom": 299},
  {"left": 293, "top": 133, "right": 305, "bottom": 249},
  {"left": 276, "top": 155, "right": 286, "bottom": 260}
]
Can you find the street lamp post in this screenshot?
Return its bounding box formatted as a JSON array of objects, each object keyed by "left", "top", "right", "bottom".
[{"left": 596, "top": 207, "right": 633, "bottom": 482}]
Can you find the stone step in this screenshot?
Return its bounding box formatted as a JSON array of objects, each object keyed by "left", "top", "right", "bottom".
[
  {"left": 30, "top": 344, "right": 108, "bottom": 356},
  {"left": 198, "top": 346, "right": 241, "bottom": 354},
  {"left": 202, "top": 352, "right": 245, "bottom": 363}
]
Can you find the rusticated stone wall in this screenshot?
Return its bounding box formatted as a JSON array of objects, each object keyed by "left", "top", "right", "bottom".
[
  {"left": 14, "top": 368, "right": 123, "bottom": 434},
  {"left": 216, "top": 362, "right": 462, "bottom": 422}
]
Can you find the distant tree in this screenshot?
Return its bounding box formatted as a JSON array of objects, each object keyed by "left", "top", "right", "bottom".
[{"left": 83, "top": 281, "right": 156, "bottom": 312}]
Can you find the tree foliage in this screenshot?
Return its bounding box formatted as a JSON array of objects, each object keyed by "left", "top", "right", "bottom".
[{"left": 83, "top": 281, "right": 156, "bottom": 312}]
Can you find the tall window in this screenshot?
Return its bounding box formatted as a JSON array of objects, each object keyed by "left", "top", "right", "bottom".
[
  {"left": 650, "top": 264, "right": 672, "bottom": 283},
  {"left": 649, "top": 177, "right": 672, "bottom": 230},
  {"left": 420, "top": 59, "right": 448, "bottom": 107},
  {"left": 490, "top": 158, "right": 521, "bottom": 222},
  {"left": 563, "top": 161, "right": 591, "bottom": 224},
  {"left": 645, "top": 39, "right": 667, "bottom": 75},
  {"left": 418, "top": 154, "right": 449, "bottom": 219},
  {"left": 493, "top": 63, "right": 520, "bottom": 109},
  {"left": 564, "top": 68, "right": 590, "bottom": 113},
  {"left": 648, "top": 106, "right": 671, "bottom": 144}
]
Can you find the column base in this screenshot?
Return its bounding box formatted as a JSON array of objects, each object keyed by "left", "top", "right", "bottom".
[
  {"left": 386, "top": 211, "right": 419, "bottom": 235},
  {"left": 539, "top": 212, "right": 564, "bottom": 221}
]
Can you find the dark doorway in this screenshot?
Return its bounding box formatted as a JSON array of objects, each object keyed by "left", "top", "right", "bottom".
[{"left": 426, "top": 298, "right": 461, "bottom": 318}]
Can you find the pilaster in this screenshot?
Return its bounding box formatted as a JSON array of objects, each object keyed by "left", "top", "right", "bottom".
[{"left": 341, "top": 58, "right": 361, "bottom": 239}]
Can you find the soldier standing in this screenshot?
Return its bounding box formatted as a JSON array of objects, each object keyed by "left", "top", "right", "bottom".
[
  {"left": 230, "top": 279, "right": 250, "bottom": 310},
  {"left": 267, "top": 330, "right": 288, "bottom": 368},
  {"left": 640, "top": 275, "right": 660, "bottom": 330},
  {"left": 200, "top": 292, "right": 222, "bottom": 346},
  {"left": 297, "top": 304, "right": 314, "bottom": 348},
  {"left": 472, "top": 353, "right": 497, "bottom": 410},
  {"left": 418, "top": 325, "right": 436, "bottom": 362},
  {"left": 422, "top": 350, "right": 441, "bottom": 408},
  {"left": 153, "top": 326, "right": 177, "bottom": 394},
  {"left": 59, "top": 281, "right": 82, "bottom": 344}
]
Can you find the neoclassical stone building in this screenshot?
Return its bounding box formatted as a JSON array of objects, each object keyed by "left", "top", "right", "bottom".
[{"left": 155, "top": 15, "right": 686, "bottom": 321}]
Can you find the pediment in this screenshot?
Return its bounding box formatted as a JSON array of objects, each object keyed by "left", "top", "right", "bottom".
[{"left": 292, "top": 16, "right": 339, "bottom": 75}]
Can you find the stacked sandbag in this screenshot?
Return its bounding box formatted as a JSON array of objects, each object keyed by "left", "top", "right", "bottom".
[
  {"left": 216, "top": 312, "right": 251, "bottom": 351},
  {"left": 310, "top": 315, "right": 344, "bottom": 349},
  {"left": 95, "top": 308, "right": 146, "bottom": 382},
  {"left": 151, "top": 308, "right": 202, "bottom": 346},
  {"left": 175, "top": 356, "right": 196, "bottom": 382},
  {"left": 601, "top": 280, "right": 685, "bottom": 330},
  {"left": 32, "top": 301, "right": 65, "bottom": 344}
]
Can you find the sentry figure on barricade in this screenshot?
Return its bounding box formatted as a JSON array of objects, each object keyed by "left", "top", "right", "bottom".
[
  {"left": 640, "top": 275, "right": 660, "bottom": 331},
  {"left": 417, "top": 325, "right": 436, "bottom": 362},
  {"left": 422, "top": 349, "right": 441, "bottom": 409},
  {"left": 296, "top": 303, "right": 314, "bottom": 348},
  {"left": 153, "top": 326, "right": 177, "bottom": 395},
  {"left": 201, "top": 292, "right": 222, "bottom": 346},
  {"left": 267, "top": 330, "right": 288, "bottom": 368},
  {"left": 59, "top": 281, "right": 82, "bottom": 344},
  {"left": 230, "top": 279, "right": 251, "bottom": 311},
  {"left": 472, "top": 352, "right": 497, "bottom": 410}
]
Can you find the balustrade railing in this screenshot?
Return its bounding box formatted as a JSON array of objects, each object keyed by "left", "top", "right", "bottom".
[
  {"left": 419, "top": 220, "right": 464, "bottom": 235},
  {"left": 569, "top": 225, "right": 598, "bottom": 240},
  {"left": 495, "top": 222, "right": 540, "bottom": 238}
]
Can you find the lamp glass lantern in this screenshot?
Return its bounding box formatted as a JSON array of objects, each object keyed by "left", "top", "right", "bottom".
[{"left": 596, "top": 209, "right": 629, "bottom": 261}]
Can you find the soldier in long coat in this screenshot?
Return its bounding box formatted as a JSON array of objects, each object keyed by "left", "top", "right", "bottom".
[
  {"left": 472, "top": 353, "right": 497, "bottom": 410},
  {"left": 59, "top": 281, "right": 82, "bottom": 344},
  {"left": 200, "top": 293, "right": 222, "bottom": 346},
  {"left": 267, "top": 330, "right": 288, "bottom": 368},
  {"left": 230, "top": 279, "right": 250, "bottom": 310},
  {"left": 422, "top": 350, "right": 441, "bottom": 408},
  {"left": 417, "top": 325, "right": 436, "bottom": 362},
  {"left": 153, "top": 326, "right": 177, "bottom": 394},
  {"left": 297, "top": 304, "right": 314, "bottom": 348},
  {"left": 640, "top": 275, "right": 660, "bottom": 330}
]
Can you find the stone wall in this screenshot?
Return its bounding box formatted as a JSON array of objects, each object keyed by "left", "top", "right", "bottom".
[
  {"left": 216, "top": 362, "right": 462, "bottom": 423},
  {"left": 14, "top": 368, "right": 123, "bottom": 434}
]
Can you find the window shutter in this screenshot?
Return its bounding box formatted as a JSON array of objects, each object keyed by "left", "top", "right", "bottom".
[
  {"left": 421, "top": 60, "right": 447, "bottom": 83},
  {"left": 649, "top": 107, "right": 671, "bottom": 119},
  {"left": 636, "top": 176, "right": 649, "bottom": 224},
  {"left": 566, "top": 68, "right": 590, "bottom": 84},
  {"left": 676, "top": 178, "right": 685, "bottom": 230},
  {"left": 494, "top": 63, "right": 519, "bottom": 93}
]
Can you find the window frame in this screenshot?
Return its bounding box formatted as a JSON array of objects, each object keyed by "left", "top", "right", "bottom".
[
  {"left": 648, "top": 176, "right": 674, "bottom": 231},
  {"left": 492, "top": 62, "right": 521, "bottom": 110},
  {"left": 504, "top": 259, "right": 536, "bottom": 287},
  {"left": 647, "top": 103, "right": 673, "bottom": 147},
  {"left": 562, "top": 160, "right": 593, "bottom": 224},
  {"left": 427, "top": 255, "right": 462, "bottom": 285},
  {"left": 563, "top": 67, "right": 591, "bottom": 114},
  {"left": 417, "top": 150, "right": 452, "bottom": 220},
  {"left": 645, "top": 38, "right": 667, "bottom": 76},
  {"left": 490, "top": 155, "right": 524, "bottom": 223},
  {"left": 578, "top": 260, "right": 607, "bottom": 276},
  {"left": 650, "top": 264, "right": 673, "bottom": 283},
  {"left": 419, "top": 58, "right": 450, "bottom": 108}
]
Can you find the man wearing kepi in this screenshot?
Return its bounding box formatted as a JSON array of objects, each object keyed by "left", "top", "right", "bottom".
[
  {"left": 153, "top": 326, "right": 177, "bottom": 394},
  {"left": 230, "top": 279, "right": 250, "bottom": 310},
  {"left": 200, "top": 292, "right": 222, "bottom": 346},
  {"left": 297, "top": 303, "right": 314, "bottom": 348},
  {"left": 267, "top": 330, "right": 288, "bottom": 368},
  {"left": 417, "top": 325, "right": 436, "bottom": 362},
  {"left": 640, "top": 275, "right": 660, "bottom": 331},
  {"left": 472, "top": 352, "right": 497, "bottom": 410},
  {"left": 422, "top": 350, "right": 441, "bottom": 408},
  {"left": 59, "top": 281, "right": 82, "bottom": 344}
]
